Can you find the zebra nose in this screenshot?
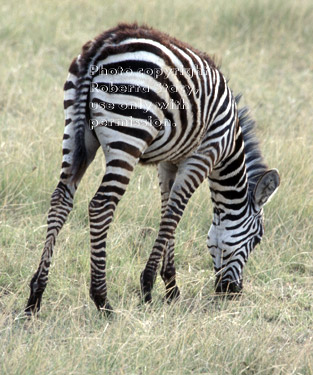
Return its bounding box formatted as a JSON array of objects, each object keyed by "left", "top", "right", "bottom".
[{"left": 215, "top": 279, "right": 243, "bottom": 294}]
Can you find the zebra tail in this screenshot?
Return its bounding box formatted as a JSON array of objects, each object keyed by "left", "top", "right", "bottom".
[
  {"left": 71, "top": 119, "right": 87, "bottom": 184},
  {"left": 65, "top": 56, "right": 91, "bottom": 184}
]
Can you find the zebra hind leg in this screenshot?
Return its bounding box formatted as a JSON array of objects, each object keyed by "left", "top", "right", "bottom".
[
  {"left": 88, "top": 148, "right": 146, "bottom": 314},
  {"left": 25, "top": 127, "right": 99, "bottom": 316},
  {"left": 25, "top": 180, "right": 76, "bottom": 315}
]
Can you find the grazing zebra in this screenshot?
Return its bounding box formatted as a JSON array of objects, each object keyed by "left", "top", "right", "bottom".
[{"left": 25, "top": 23, "right": 280, "bottom": 315}]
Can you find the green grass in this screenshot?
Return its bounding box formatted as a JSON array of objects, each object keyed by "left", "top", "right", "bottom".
[{"left": 1, "top": 0, "right": 312, "bottom": 374}]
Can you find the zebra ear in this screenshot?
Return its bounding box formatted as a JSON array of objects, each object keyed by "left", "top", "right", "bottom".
[{"left": 254, "top": 169, "right": 280, "bottom": 208}]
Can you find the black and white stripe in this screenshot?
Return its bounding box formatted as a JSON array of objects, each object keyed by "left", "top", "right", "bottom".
[{"left": 25, "top": 23, "right": 279, "bottom": 314}]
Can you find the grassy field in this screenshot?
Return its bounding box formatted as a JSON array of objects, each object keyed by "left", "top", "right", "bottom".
[{"left": 1, "top": 0, "right": 312, "bottom": 374}]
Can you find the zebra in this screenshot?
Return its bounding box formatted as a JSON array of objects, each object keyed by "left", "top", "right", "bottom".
[{"left": 25, "top": 23, "right": 280, "bottom": 315}]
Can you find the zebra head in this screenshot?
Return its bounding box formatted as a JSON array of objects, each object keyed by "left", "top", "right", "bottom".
[{"left": 208, "top": 169, "right": 280, "bottom": 294}]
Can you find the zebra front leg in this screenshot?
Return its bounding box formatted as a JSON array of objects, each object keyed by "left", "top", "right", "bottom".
[
  {"left": 160, "top": 237, "right": 180, "bottom": 302},
  {"left": 141, "top": 155, "right": 212, "bottom": 304},
  {"left": 25, "top": 181, "right": 76, "bottom": 315},
  {"left": 140, "top": 209, "right": 181, "bottom": 304},
  {"left": 157, "top": 162, "right": 180, "bottom": 302},
  {"left": 140, "top": 208, "right": 183, "bottom": 303}
]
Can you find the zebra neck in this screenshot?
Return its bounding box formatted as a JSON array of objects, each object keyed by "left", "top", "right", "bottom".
[{"left": 208, "top": 130, "right": 250, "bottom": 224}]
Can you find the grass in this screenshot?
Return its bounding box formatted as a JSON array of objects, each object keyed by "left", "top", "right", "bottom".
[{"left": 1, "top": 0, "right": 312, "bottom": 374}]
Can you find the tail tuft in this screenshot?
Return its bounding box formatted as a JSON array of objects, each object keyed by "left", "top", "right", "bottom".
[{"left": 71, "top": 127, "right": 88, "bottom": 184}]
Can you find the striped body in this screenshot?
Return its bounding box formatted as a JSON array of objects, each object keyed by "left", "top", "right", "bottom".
[
  {"left": 88, "top": 40, "right": 233, "bottom": 165},
  {"left": 26, "top": 24, "right": 279, "bottom": 314}
]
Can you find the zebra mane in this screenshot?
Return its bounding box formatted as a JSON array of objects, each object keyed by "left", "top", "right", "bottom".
[{"left": 236, "top": 95, "right": 268, "bottom": 193}]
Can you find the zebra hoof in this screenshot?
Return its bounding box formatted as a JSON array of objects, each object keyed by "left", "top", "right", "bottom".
[
  {"left": 99, "top": 302, "right": 114, "bottom": 317},
  {"left": 90, "top": 290, "right": 113, "bottom": 315},
  {"left": 25, "top": 293, "right": 42, "bottom": 316},
  {"left": 140, "top": 287, "right": 152, "bottom": 304},
  {"left": 165, "top": 285, "right": 180, "bottom": 303},
  {"left": 140, "top": 270, "right": 155, "bottom": 304}
]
